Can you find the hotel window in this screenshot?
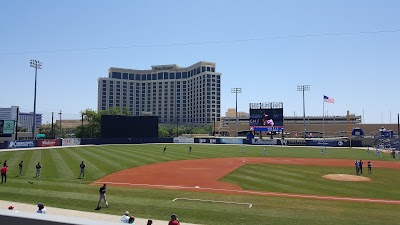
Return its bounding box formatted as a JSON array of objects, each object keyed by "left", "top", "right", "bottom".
[{"left": 112, "top": 72, "right": 121, "bottom": 79}]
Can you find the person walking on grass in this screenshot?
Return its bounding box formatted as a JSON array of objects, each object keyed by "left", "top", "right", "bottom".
[
  {"left": 96, "top": 183, "right": 109, "bottom": 209},
  {"left": 241, "top": 144, "right": 245, "bottom": 153},
  {"left": 79, "top": 161, "right": 86, "bottom": 178},
  {"left": 264, "top": 147, "right": 267, "bottom": 156},
  {"left": 35, "top": 162, "right": 42, "bottom": 178},
  {"left": 163, "top": 146, "right": 167, "bottom": 155},
  {"left": 19, "top": 161, "right": 23, "bottom": 176},
  {"left": 188, "top": 145, "right": 192, "bottom": 154}
]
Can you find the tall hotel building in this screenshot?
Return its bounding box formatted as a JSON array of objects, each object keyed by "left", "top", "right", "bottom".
[{"left": 98, "top": 61, "right": 221, "bottom": 125}]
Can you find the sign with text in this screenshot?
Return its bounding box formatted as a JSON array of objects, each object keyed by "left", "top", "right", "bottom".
[
  {"left": 251, "top": 139, "right": 278, "bottom": 145},
  {"left": 173, "top": 137, "right": 195, "bottom": 143},
  {"left": 8, "top": 140, "right": 35, "bottom": 148},
  {"left": 62, "top": 138, "right": 81, "bottom": 146},
  {"left": 37, "top": 139, "right": 61, "bottom": 147},
  {"left": 220, "top": 138, "right": 243, "bottom": 144},
  {"left": 0, "top": 120, "right": 15, "bottom": 134}
]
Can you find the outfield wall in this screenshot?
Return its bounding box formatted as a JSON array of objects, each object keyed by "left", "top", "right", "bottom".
[{"left": 0, "top": 137, "right": 379, "bottom": 149}]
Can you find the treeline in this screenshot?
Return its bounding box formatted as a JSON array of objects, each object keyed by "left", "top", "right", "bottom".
[{"left": 38, "top": 107, "right": 212, "bottom": 138}]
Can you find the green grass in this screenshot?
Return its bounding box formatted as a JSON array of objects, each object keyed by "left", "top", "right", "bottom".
[
  {"left": 221, "top": 164, "right": 400, "bottom": 199},
  {"left": 0, "top": 144, "right": 399, "bottom": 225}
]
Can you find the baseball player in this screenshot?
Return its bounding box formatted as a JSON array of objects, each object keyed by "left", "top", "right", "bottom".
[
  {"left": 367, "top": 161, "right": 372, "bottom": 174},
  {"left": 354, "top": 160, "right": 359, "bottom": 175},
  {"left": 79, "top": 161, "right": 86, "bottom": 178},
  {"left": 163, "top": 146, "right": 166, "bottom": 155},
  {"left": 35, "top": 162, "right": 42, "bottom": 178},
  {"left": 264, "top": 147, "right": 267, "bottom": 156},
  {"left": 189, "top": 146, "right": 192, "bottom": 154},
  {"left": 97, "top": 183, "right": 109, "bottom": 209},
  {"left": 19, "top": 161, "right": 23, "bottom": 176},
  {"left": 241, "top": 144, "right": 245, "bottom": 153}
]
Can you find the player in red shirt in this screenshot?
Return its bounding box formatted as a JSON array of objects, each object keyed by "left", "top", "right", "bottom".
[
  {"left": 1, "top": 165, "right": 8, "bottom": 183},
  {"left": 168, "top": 214, "right": 180, "bottom": 225}
]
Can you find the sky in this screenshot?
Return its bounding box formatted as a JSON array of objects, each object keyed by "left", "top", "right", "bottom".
[{"left": 0, "top": 0, "right": 399, "bottom": 124}]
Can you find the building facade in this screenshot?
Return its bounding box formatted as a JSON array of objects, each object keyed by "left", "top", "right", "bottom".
[
  {"left": 0, "top": 106, "right": 19, "bottom": 121},
  {"left": 18, "top": 112, "right": 42, "bottom": 132},
  {"left": 0, "top": 106, "right": 42, "bottom": 132},
  {"left": 98, "top": 61, "right": 222, "bottom": 125}
]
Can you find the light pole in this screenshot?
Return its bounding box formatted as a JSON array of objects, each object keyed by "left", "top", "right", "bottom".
[
  {"left": 59, "top": 110, "right": 62, "bottom": 138},
  {"left": 231, "top": 88, "right": 242, "bottom": 137},
  {"left": 297, "top": 85, "right": 310, "bottom": 139},
  {"left": 30, "top": 59, "right": 42, "bottom": 140}
]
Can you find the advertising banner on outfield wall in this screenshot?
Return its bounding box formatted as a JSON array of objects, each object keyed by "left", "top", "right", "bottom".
[
  {"left": 7, "top": 140, "right": 35, "bottom": 148},
  {"left": 62, "top": 138, "right": 81, "bottom": 146},
  {"left": 286, "top": 139, "right": 307, "bottom": 146},
  {"left": 306, "top": 140, "right": 349, "bottom": 147},
  {"left": 36, "top": 139, "right": 61, "bottom": 147},
  {"left": 195, "top": 138, "right": 217, "bottom": 144},
  {"left": 173, "top": 137, "right": 195, "bottom": 143},
  {"left": 251, "top": 138, "right": 278, "bottom": 145},
  {"left": 220, "top": 138, "right": 243, "bottom": 144}
]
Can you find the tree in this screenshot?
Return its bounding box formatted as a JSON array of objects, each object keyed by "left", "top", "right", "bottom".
[
  {"left": 77, "top": 107, "right": 131, "bottom": 138},
  {"left": 38, "top": 123, "right": 62, "bottom": 139}
]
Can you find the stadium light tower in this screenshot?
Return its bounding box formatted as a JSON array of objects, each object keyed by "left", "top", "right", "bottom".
[
  {"left": 297, "top": 85, "right": 310, "bottom": 139},
  {"left": 231, "top": 88, "right": 242, "bottom": 137},
  {"left": 30, "top": 59, "right": 42, "bottom": 140}
]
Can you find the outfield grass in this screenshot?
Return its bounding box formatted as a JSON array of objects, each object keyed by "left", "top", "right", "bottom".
[{"left": 0, "top": 144, "right": 399, "bottom": 225}]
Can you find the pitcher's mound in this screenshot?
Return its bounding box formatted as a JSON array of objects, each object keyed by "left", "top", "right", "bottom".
[{"left": 322, "top": 174, "right": 371, "bottom": 182}]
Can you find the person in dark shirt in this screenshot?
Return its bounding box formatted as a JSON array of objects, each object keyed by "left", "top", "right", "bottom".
[
  {"left": 79, "top": 161, "right": 86, "bottom": 178},
  {"left": 97, "top": 184, "right": 109, "bottom": 209},
  {"left": 19, "top": 161, "right": 23, "bottom": 176},
  {"left": 368, "top": 161, "right": 372, "bottom": 174},
  {"left": 359, "top": 160, "right": 363, "bottom": 174},
  {"left": 354, "top": 160, "right": 359, "bottom": 175},
  {"left": 35, "top": 162, "right": 42, "bottom": 178},
  {"left": 189, "top": 146, "right": 192, "bottom": 154},
  {"left": 163, "top": 146, "right": 166, "bottom": 155}
]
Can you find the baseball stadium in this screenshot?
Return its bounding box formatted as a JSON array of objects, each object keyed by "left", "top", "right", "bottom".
[{"left": 1, "top": 127, "right": 400, "bottom": 224}]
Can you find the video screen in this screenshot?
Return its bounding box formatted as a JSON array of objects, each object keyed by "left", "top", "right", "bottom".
[{"left": 249, "top": 108, "right": 284, "bottom": 131}]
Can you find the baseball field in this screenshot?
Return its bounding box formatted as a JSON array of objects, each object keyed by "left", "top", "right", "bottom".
[{"left": 0, "top": 144, "right": 399, "bottom": 225}]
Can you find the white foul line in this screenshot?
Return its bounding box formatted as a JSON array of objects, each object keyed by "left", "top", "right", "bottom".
[
  {"left": 172, "top": 197, "right": 252, "bottom": 208},
  {"left": 94, "top": 181, "right": 400, "bottom": 204}
]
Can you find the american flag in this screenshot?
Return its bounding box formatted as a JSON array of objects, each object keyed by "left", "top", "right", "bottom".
[{"left": 324, "top": 95, "right": 334, "bottom": 103}]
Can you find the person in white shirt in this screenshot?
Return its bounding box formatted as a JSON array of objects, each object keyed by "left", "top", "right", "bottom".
[
  {"left": 121, "top": 211, "right": 130, "bottom": 223},
  {"left": 37, "top": 203, "right": 46, "bottom": 214},
  {"left": 241, "top": 144, "right": 245, "bottom": 153},
  {"left": 264, "top": 147, "right": 267, "bottom": 155}
]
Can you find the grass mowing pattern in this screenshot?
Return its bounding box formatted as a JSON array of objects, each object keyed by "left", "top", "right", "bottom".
[
  {"left": 0, "top": 144, "right": 399, "bottom": 225},
  {"left": 221, "top": 164, "right": 400, "bottom": 200}
]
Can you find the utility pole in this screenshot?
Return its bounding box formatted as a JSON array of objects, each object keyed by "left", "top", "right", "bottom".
[
  {"left": 51, "top": 112, "right": 54, "bottom": 139},
  {"left": 59, "top": 110, "right": 62, "bottom": 138},
  {"left": 15, "top": 107, "right": 19, "bottom": 140}
]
